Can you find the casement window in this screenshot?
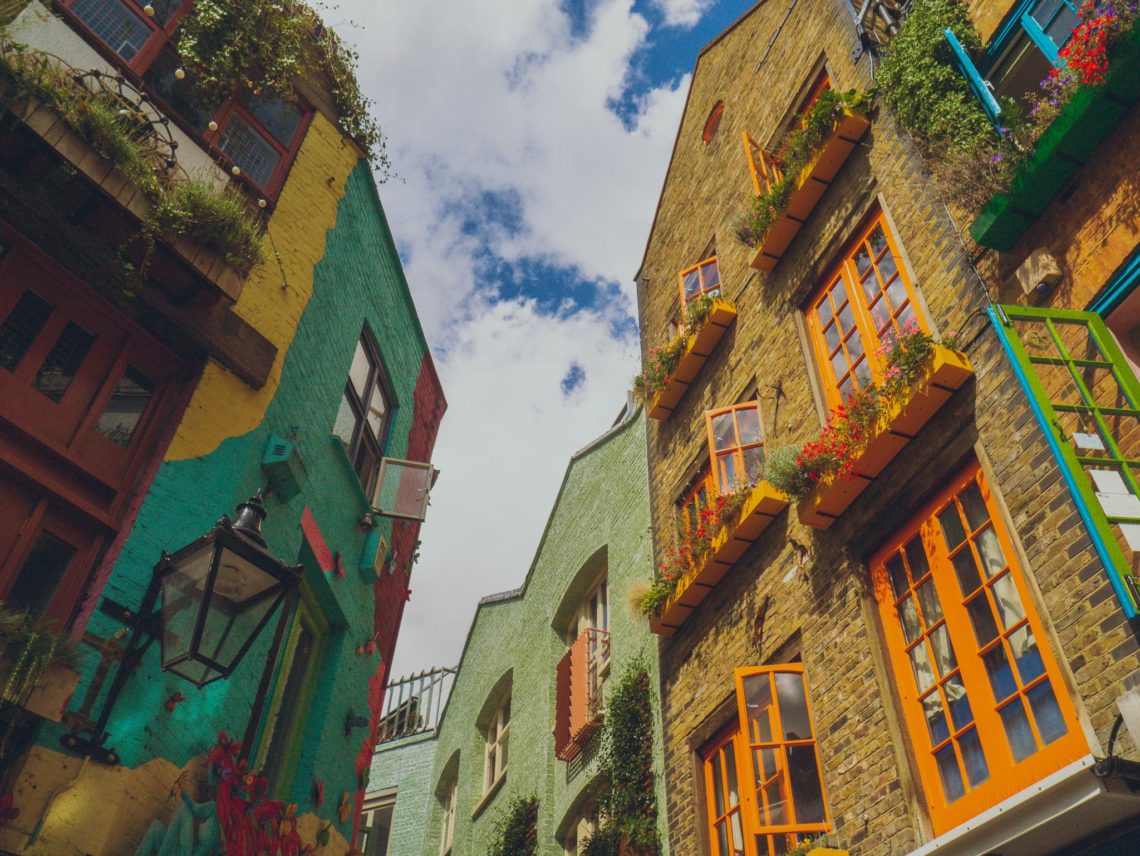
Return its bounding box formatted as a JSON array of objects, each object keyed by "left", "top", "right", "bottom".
[
  {"left": 439, "top": 777, "right": 457, "bottom": 856},
  {"left": 705, "top": 402, "right": 764, "bottom": 492},
  {"left": 568, "top": 576, "right": 610, "bottom": 677},
  {"left": 679, "top": 256, "right": 722, "bottom": 309},
  {"left": 871, "top": 461, "right": 1086, "bottom": 834},
  {"left": 743, "top": 71, "right": 830, "bottom": 195},
  {"left": 562, "top": 804, "right": 600, "bottom": 855},
  {"left": 679, "top": 465, "right": 714, "bottom": 550},
  {"left": 484, "top": 695, "right": 510, "bottom": 793},
  {"left": 805, "top": 211, "right": 926, "bottom": 407},
  {"left": 333, "top": 332, "right": 395, "bottom": 497},
  {"left": 701, "top": 664, "right": 831, "bottom": 856},
  {"left": 797, "top": 70, "right": 832, "bottom": 118},
  {"left": 59, "top": 0, "right": 311, "bottom": 196},
  {"left": 946, "top": 0, "right": 1080, "bottom": 121},
  {"left": 994, "top": 304, "right": 1140, "bottom": 617},
  {"left": 358, "top": 791, "right": 396, "bottom": 856}
]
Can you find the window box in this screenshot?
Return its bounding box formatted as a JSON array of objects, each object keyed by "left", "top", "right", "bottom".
[
  {"left": 748, "top": 108, "right": 871, "bottom": 273},
  {"left": 969, "top": 24, "right": 1140, "bottom": 252},
  {"left": 647, "top": 298, "right": 737, "bottom": 420},
  {"left": 799, "top": 344, "right": 973, "bottom": 529},
  {"left": 4, "top": 664, "right": 82, "bottom": 723},
  {"left": 649, "top": 480, "right": 787, "bottom": 635}
]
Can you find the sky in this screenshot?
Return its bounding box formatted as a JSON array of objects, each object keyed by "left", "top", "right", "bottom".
[{"left": 333, "top": 0, "right": 750, "bottom": 677}]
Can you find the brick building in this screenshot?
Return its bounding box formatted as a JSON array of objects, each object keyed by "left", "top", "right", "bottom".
[
  {"left": 635, "top": 2, "right": 1140, "bottom": 855},
  {"left": 0, "top": 2, "right": 444, "bottom": 853},
  {"left": 366, "top": 408, "right": 669, "bottom": 855}
]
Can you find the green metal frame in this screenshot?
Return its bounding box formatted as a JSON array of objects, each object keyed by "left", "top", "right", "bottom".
[{"left": 995, "top": 304, "right": 1140, "bottom": 616}]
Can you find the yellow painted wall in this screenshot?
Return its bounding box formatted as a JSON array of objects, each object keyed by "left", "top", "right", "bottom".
[{"left": 165, "top": 113, "right": 361, "bottom": 461}]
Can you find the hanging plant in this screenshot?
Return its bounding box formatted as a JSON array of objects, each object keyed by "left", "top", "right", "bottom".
[{"left": 631, "top": 295, "right": 718, "bottom": 402}]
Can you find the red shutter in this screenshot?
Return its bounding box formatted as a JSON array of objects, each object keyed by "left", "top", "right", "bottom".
[{"left": 554, "top": 646, "right": 573, "bottom": 760}]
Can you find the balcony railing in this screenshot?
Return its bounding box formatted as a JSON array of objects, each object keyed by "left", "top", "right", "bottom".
[
  {"left": 377, "top": 665, "right": 456, "bottom": 745},
  {"left": 554, "top": 628, "right": 609, "bottom": 761}
]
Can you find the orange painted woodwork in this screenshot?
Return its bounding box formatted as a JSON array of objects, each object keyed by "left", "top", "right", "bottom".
[
  {"left": 796, "top": 71, "right": 832, "bottom": 119},
  {"left": 797, "top": 344, "right": 973, "bottom": 530},
  {"left": 679, "top": 466, "right": 714, "bottom": 554},
  {"left": 554, "top": 646, "right": 573, "bottom": 760},
  {"left": 678, "top": 256, "right": 723, "bottom": 308},
  {"left": 647, "top": 298, "right": 737, "bottom": 421},
  {"left": 743, "top": 131, "right": 785, "bottom": 197},
  {"left": 705, "top": 402, "right": 765, "bottom": 493},
  {"left": 554, "top": 629, "right": 608, "bottom": 761},
  {"left": 701, "top": 724, "right": 750, "bottom": 856},
  {"left": 870, "top": 462, "right": 1087, "bottom": 836}
]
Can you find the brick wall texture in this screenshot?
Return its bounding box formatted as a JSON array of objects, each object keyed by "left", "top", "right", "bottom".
[{"left": 636, "top": 2, "right": 1140, "bottom": 856}]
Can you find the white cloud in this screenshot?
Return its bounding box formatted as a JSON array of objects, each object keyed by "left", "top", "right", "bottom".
[
  {"left": 652, "top": 0, "right": 717, "bottom": 28},
  {"left": 333, "top": 0, "right": 697, "bottom": 675}
]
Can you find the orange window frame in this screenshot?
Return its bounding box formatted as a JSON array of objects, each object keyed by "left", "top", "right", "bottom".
[
  {"left": 796, "top": 70, "right": 832, "bottom": 120},
  {"left": 705, "top": 403, "right": 764, "bottom": 493},
  {"left": 732, "top": 664, "right": 832, "bottom": 856},
  {"left": 678, "top": 256, "right": 722, "bottom": 311},
  {"left": 678, "top": 465, "right": 714, "bottom": 551},
  {"left": 805, "top": 211, "right": 928, "bottom": 408},
  {"left": 871, "top": 461, "right": 1087, "bottom": 835},
  {"left": 701, "top": 723, "right": 749, "bottom": 856}
]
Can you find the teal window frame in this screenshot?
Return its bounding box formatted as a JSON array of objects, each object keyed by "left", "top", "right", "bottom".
[{"left": 990, "top": 304, "right": 1140, "bottom": 618}]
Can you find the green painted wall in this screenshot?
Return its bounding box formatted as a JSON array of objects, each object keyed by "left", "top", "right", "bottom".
[
  {"left": 42, "top": 159, "right": 440, "bottom": 843},
  {"left": 370, "top": 411, "right": 668, "bottom": 855},
  {"left": 368, "top": 733, "right": 437, "bottom": 855}
]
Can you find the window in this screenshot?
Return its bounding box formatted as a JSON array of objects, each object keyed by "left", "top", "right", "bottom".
[
  {"left": 333, "top": 332, "right": 395, "bottom": 496},
  {"left": 796, "top": 70, "right": 831, "bottom": 119},
  {"left": 562, "top": 803, "right": 600, "bottom": 855},
  {"left": 701, "top": 665, "right": 831, "bottom": 856},
  {"left": 358, "top": 791, "right": 396, "bottom": 856},
  {"left": 439, "top": 777, "right": 457, "bottom": 856},
  {"left": 703, "top": 101, "right": 725, "bottom": 144},
  {"left": 871, "top": 462, "right": 1086, "bottom": 834},
  {"left": 484, "top": 694, "right": 510, "bottom": 793},
  {"left": 59, "top": 0, "right": 310, "bottom": 196},
  {"left": 805, "top": 211, "right": 926, "bottom": 407},
  {"left": 705, "top": 402, "right": 764, "bottom": 492},
  {"left": 679, "top": 465, "right": 714, "bottom": 551},
  {"left": 679, "top": 256, "right": 722, "bottom": 310}
]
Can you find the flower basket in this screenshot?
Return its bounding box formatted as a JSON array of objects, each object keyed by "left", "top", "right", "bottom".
[
  {"left": 749, "top": 108, "right": 871, "bottom": 272},
  {"left": 798, "top": 345, "right": 972, "bottom": 529},
  {"left": 649, "top": 481, "right": 788, "bottom": 636},
  {"left": 647, "top": 298, "right": 737, "bottom": 419}
]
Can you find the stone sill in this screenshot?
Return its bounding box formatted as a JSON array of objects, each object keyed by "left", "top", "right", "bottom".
[{"left": 470, "top": 770, "right": 507, "bottom": 820}]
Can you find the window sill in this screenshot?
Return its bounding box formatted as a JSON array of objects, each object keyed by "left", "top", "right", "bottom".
[{"left": 471, "top": 770, "right": 507, "bottom": 820}]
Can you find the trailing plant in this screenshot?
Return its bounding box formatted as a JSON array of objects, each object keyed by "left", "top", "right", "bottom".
[
  {"left": 630, "top": 295, "right": 717, "bottom": 402},
  {"left": 764, "top": 325, "right": 962, "bottom": 501},
  {"left": 149, "top": 180, "right": 264, "bottom": 274},
  {"left": 175, "top": 0, "right": 389, "bottom": 175},
  {"left": 487, "top": 794, "right": 538, "bottom": 856},
  {"left": 736, "top": 88, "right": 871, "bottom": 249},
  {"left": 640, "top": 545, "right": 689, "bottom": 616},
  {"left": 583, "top": 664, "right": 660, "bottom": 855}
]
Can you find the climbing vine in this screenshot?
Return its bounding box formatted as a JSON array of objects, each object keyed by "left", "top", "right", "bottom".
[
  {"left": 487, "top": 794, "right": 538, "bottom": 856},
  {"left": 583, "top": 663, "right": 660, "bottom": 855}
]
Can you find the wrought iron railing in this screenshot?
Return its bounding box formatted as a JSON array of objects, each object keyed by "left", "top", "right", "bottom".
[{"left": 376, "top": 665, "right": 456, "bottom": 744}]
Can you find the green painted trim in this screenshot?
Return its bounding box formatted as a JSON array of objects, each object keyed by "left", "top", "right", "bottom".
[{"left": 329, "top": 434, "right": 373, "bottom": 513}]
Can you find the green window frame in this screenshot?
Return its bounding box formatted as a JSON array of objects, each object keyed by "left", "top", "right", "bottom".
[{"left": 992, "top": 304, "right": 1140, "bottom": 617}]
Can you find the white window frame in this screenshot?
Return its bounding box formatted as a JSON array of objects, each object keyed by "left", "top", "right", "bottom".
[
  {"left": 483, "top": 695, "right": 511, "bottom": 793},
  {"left": 359, "top": 790, "right": 396, "bottom": 856},
  {"left": 439, "top": 778, "right": 457, "bottom": 856},
  {"left": 568, "top": 577, "right": 610, "bottom": 677}
]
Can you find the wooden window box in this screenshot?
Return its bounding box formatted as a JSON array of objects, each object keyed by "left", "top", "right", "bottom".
[
  {"left": 798, "top": 345, "right": 973, "bottom": 530},
  {"left": 650, "top": 481, "right": 787, "bottom": 636},
  {"left": 648, "top": 298, "right": 737, "bottom": 420},
  {"left": 7, "top": 95, "right": 247, "bottom": 302},
  {"left": 970, "top": 25, "right": 1140, "bottom": 252},
  {"left": 749, "top": 108, "right": 871, "bottom": 273}
]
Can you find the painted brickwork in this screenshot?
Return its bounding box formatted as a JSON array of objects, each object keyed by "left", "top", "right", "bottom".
[
  {"left": 636, "top": 3, "right": 1140, "bottom": 856},
  {"left": 2, "top": 131, "right": 444, "bottom": 855},
  {"left": 367, "top": 734, "right": 437, "bottom": 855},
  {"left": 370, "top": 411, "right": 669, "bottom": 855}
]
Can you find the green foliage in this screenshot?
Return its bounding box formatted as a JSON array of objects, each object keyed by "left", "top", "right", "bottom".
[
  {"left": 151, "top": 180, "right": 265, "bottom": 274},
  {"left": 875, "top": 0, "right": 993, "bottom": 150},
  {"left": 763, "top": 444, "right": 813, "bottom": 502},
  {"left": 487, "top": 795, "right": 538, "bottom": 856},
  {"left": 176, "top": 0, "right": 389, "bottom": 175},
  {"left": 585, "top": 664, "right": 660, "bottom": 855},
  {"left": 631, "top": 295, "right": 717, "bottom": 402},
  {"left": 736, "top": 89, "right": 870, "bottom": 249}
]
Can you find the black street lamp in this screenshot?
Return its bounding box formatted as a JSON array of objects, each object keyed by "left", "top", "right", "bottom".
[{"left": 62, "top": 493, "right": 301, "bottom": 765}]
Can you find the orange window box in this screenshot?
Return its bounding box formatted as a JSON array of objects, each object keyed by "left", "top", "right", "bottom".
[
  {"left": 647, "top": 298, "right": 737, "bottom": 420},
  {"left": 650, "top": 480, "right": 787, "bottom": 635},
  {"left": 749, "top": 108, "right": 871, "bottom": 274},
  {"left": 798, "top": 345, "right": 973, "bottom": 530}
]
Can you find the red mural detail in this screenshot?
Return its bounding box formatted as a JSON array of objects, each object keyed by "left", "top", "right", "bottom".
[{"left": 300, "top": 506, "right": 335, "bottom": 573}]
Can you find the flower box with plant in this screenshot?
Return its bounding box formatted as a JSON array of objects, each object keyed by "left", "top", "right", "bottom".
[
  {"left": 765, "top": 327, "right": 973, "bottom": 529},
  {"left": 645, "top": 479, "right": 787, "bottom": 635},
  {"left": 970, "top": 5, "right": 1140, "bottom": 251},
  {"left": 736, "top": 89, "right": 872, "bottom": 273},
  {"left": 634, "top": 295, "right": 738, "bottom": 420}
]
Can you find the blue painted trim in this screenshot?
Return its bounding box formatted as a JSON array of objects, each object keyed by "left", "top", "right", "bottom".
[
  {"left": 1021, "top": 12, "right": 1061, "bottom": 64},
  {"left": 985, "top": 0, "right": 1037, "bottom": 67},
  {"left": 989, "top": 306, "right": 1138, "bottom": 618},
  {"left": 945, "top": 28, "right": 1002, "bottom": 124},
  {"left": 1089, "top": 248, "right": 1140, "bottom": 316}
]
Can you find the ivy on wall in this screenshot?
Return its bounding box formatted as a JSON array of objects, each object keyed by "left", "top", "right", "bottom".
[{"left": 487, "top": 795, "right": 539, "bottom": 856}]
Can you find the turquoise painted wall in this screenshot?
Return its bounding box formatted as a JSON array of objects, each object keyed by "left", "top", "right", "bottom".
[
  {"left": 370, "top": 411, "right": 669, "bottom": 855},
  {"left": 45, "top": 160, "right": 440, "bottom": 842}
]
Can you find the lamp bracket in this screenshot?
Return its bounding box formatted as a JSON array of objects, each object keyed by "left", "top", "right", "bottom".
[
  {"left": 59, "top": 731, "right": 121, "bottom": 766},
  {"left": 99, "top": 597, "right": 161, "bottom": 638}
]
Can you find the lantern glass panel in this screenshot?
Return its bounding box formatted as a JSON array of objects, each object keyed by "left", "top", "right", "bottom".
[
  {"left": 161, "top": 541, "right": 215, "bottom": 669},
  {"left": 198, "top": 544, "right": 282, "bottom": 672}
]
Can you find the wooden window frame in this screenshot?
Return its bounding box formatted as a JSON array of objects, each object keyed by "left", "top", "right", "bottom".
[
  {"left": 705, "top": 402, "right": 765, "bottom": 493},
  {"left": 678, "top": 256, "right": 722, "bottom": 312},
  {"left": 805, "top": 210, "right": 928, "bottom": 409},
  {"left": 56, "top": 0, "right": 311, "bottom": 198},
  {"left": 700, "top": 722, "right": 750, "bottom": 856},
  {"left": 871, "top": 461, "right": 1087, "bottom": 835},
  {"left": 483, "top": 694, "right": 511, "bottom": 794},
  {"left": 796, "top": 70, "right": 832, "bottom": 119},
  {"left": 678, "top": 464, "right": 714, "bottom": 553},
  {"left": 338, "top": 330, "right": 396, "bottom": 497},
  {"left": 439, "top": 778, "right": 457, "bottom": 856}
]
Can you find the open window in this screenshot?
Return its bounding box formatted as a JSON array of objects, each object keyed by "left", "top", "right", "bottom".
[
  {"left": 333, "top": 330, "right": 396, "bottom": 497},
  {"left": 705, "top": 401, "right": 765, "bottom": 492},
  {"left": 678, "top": 256, "right": 722, "bottom": 311}
]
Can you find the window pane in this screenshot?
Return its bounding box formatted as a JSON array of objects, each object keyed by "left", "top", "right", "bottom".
[
  {"left": 716, "top": 821, "right": 729, "bottom": 856},
  {"left": 0, "top": 291, "right": 53, "bottom": 372},
  {"left": 1027, "top": 680, "right": 1067, "bottom": 745},
  {"left": 711, "top": 753, "right": 726, "bottom": 816},
  {"left": 854, "top": 246, "right": 873, "bottom": 277},
  {"left": 34, "top": 322, "right": 95, "bottom": 402},
  {"left": 737, "top": 408, "right": 761, "bottom": 444},
  {"left": 959, "top": 728, "right": 990, "bottom": 787},
  {"left": 774, "top": 672, "right": 811, "bottom": 740},
  {"left": 683, "top": 270, "right": 700, "bottom": 298},
  {"left": 333, "top": 392, "right": 359, "bottom": 449},
  {"left": 886, "top": 554, "right": 908, "bottom": 598},
  {"left": 729, "top": 812, "right": 745, "bottom": 855},
  {"left": 898, "top": 597, "right": 921, "bottom": 644},
  {"left": 743, "top": 675, "right": 774, "bottom": 744},
  {"left": 923, "top": 693, "right": 949, "bottom": 744},
  {"left": 960, "top": 484, "right": 990, "bottom": 530},
  {"left": 868, "top": 225, "right": 888, "bottom": 257},
  {"left": 743, "top": 446, "right": 765, "bottom": 486},
  {"left": 367, "top": 384, "right": 388, "bottom": 436},
  {"left": 724, "top": 745, "right": 740, "bottom": 807},
  {"left": 823, "top": 322, "right": 840, "bottom": 351},
  {"left": 247, "top": 94, "right": 304, "bottom": 147},
  {"left": 96, "top": 367, "right": 154, "bottom": 447},
  {"left": 917, "top": 578, "right": 942, "bottom": 624},
  {"left": 713, "top": 413, "right": 736, "bottom": 451},
  {"left": 910, "top": 642, "right": 935, "bottom": 693},
  {"left": 837, "top": 303, "right": 854, "bottom": 333},
  {"left": 5, "top": 529, "right": 78, "bottom": 618},
  {"left": 220, "top": 112, "right": 282, "bottom": 188},
  {"left": 945, "top": 676, "right": 973, "bottom": 729},
  {"left": 702, "top": 260, "right": 721, "bottom": 291},
  {"left": 1008, "top": 624, "right": 1045, "bottom": 683},
  {"left": 785, "top": 744, "right": 826, "bottom": 824},
  {"left": 929, "top": 625, "right": 957, "bottom": 676},
  {"left": 938, "top": 505, "right": 967, "bottom": 550},
  {"left": 832, "top": 280, "right": 847, "bottom": 309},
  {"left": 144, "top": 49, "right": 214, "bottom": 130},
  {"left": 967, "top": 595, "right": 1000, "bottom": 646},
  {"left": 999, "top": 700, "right": 1037, "bottom": 762},
  {"left": 952, "top": 548, "right": 983, "bottom": 595},
  {"left": 984, "top": 646, "right": 1017, "bottom": 701},
  {"left": 935, "top": 744, "right": 965, "bottom": 802},
  {"left": 992, "top": 573, "right": 1026, "bottom": 629},
  {"left": 70, "top": 0, "right": 151, "bottom": 62},
  {"left": 975, "top": 527, "right": 1006, "bottom": 578}
]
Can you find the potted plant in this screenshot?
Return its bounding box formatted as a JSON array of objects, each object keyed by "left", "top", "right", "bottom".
[{"left": 1, "top": 604, "right": 81, "bottom": 727}]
